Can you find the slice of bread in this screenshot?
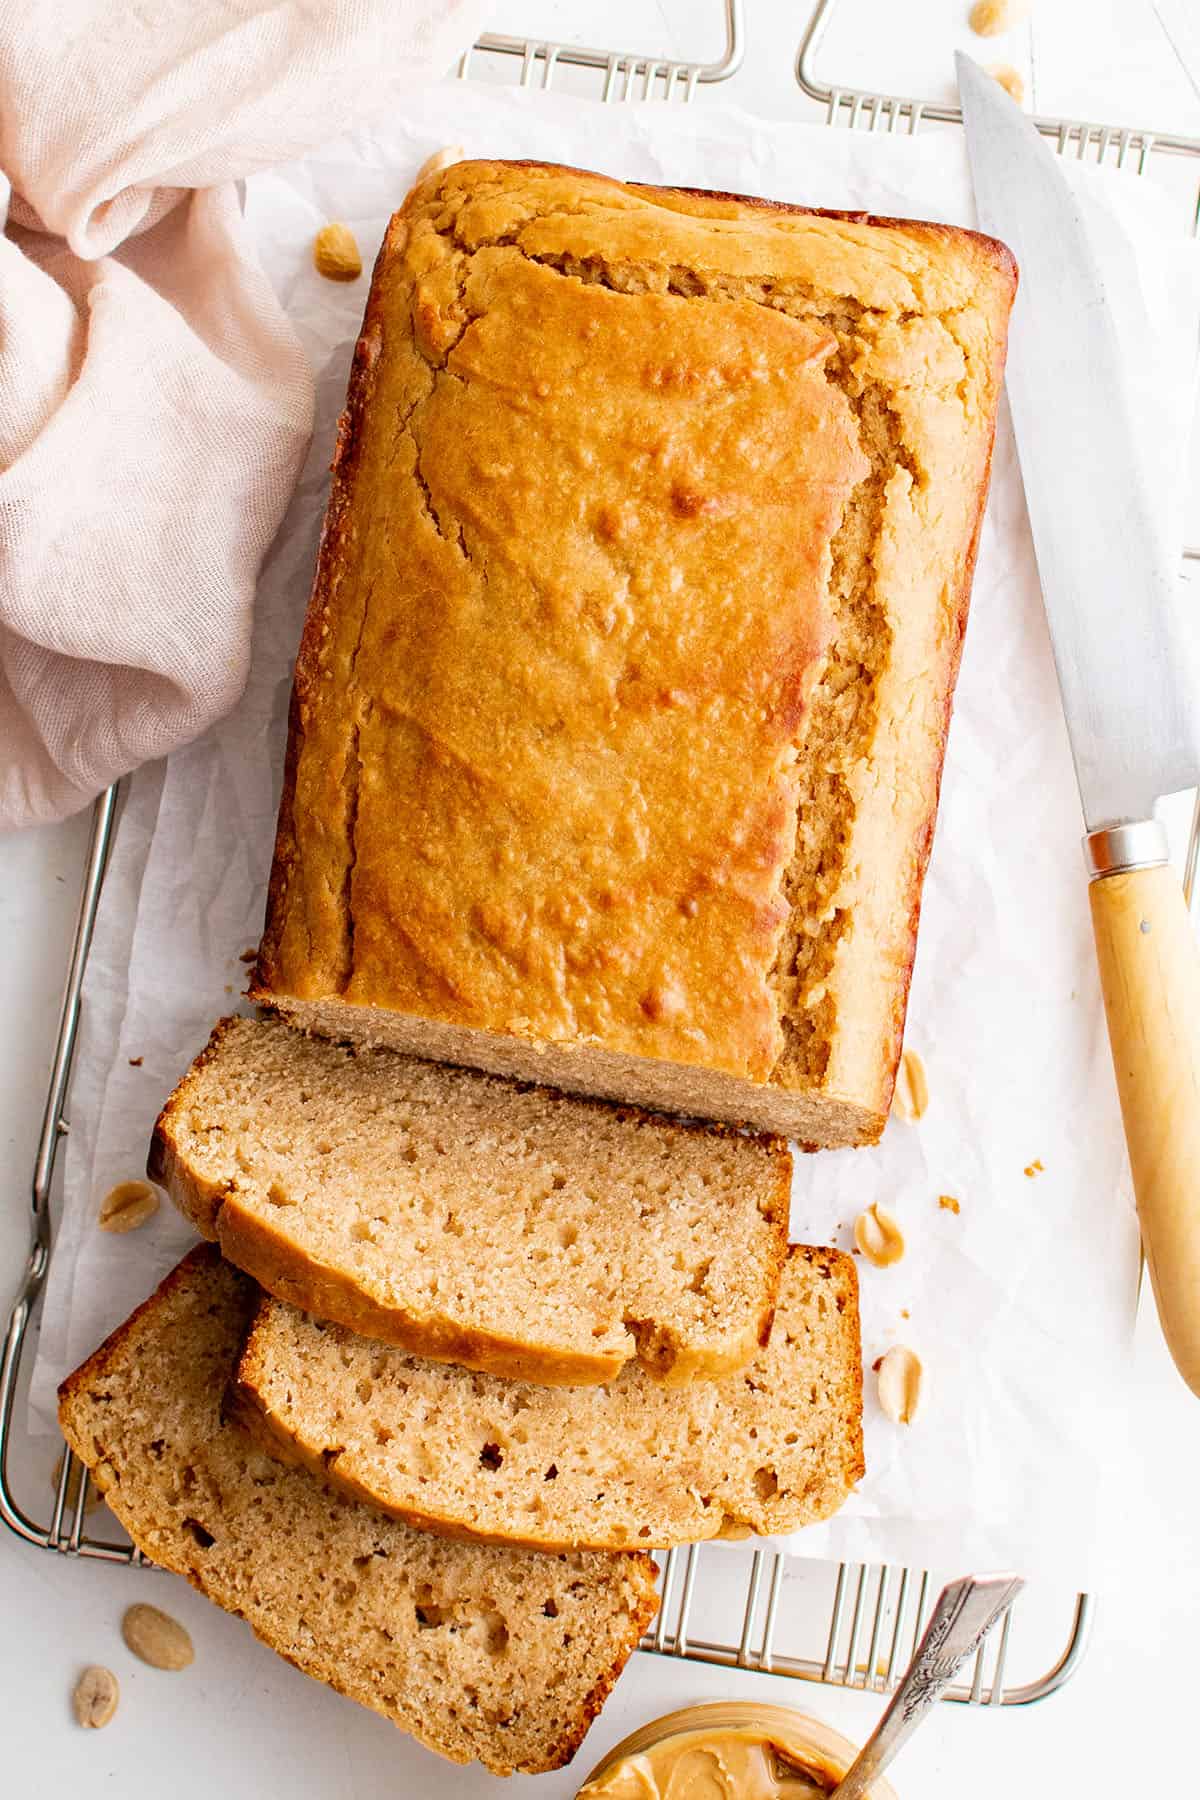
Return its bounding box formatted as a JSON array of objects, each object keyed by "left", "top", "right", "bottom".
[
  {"left": 57, "top": 1247, "right": 659, "bottom": 1776},
  {"left": 237, "top": 1246, "right": 864, "bottom": 1551},
  {"left": 149, "top": 1016, "right": 791, "bottom": 1387}
]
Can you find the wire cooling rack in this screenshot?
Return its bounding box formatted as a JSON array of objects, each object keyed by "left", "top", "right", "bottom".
[{"left": 5, "top": 0, "right": 1199, "bottom": 1717}]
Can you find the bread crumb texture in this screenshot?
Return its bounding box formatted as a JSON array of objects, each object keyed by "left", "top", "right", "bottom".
[
  {"left": 238, "top": 1245, "right": 864, "bottom": 1551},
  {"left": 57, "top": 1249, "right": 658, "bottom": 1775},
  {"left": 151, "top": 1016, "right": 789, "bottom": 1386},
  {"left": 258, "top": 161, "right": 1015, "bottom": 1146}
]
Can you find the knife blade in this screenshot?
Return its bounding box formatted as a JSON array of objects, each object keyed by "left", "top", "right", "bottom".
[
  {"left": 958, "top": 51, "right": 1200, "bottom": 1400},
  {"left": 956, "top": 50, "right": 1200, "bottom": 828}
]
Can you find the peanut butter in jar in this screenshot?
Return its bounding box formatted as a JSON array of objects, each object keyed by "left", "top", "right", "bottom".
[{"left": 577, "top": 1703, "right": 899, "bottom": 1799}]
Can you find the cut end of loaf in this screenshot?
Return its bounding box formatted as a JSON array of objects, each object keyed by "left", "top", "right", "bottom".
[{"left": 255, "top": 993, "right": 887, "bottom": 1148}]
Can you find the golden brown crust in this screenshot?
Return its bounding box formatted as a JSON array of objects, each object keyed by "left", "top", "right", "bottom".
[
  {"left": 150, "top": 1016, "right": 792, "bottom": 1387},
  {"left": 509, "top": 157, "right": 1016, "bottom": 278},
  {"left": 255, "top": 219, "right": 399, "bottom": 1004},
  {"left": 254, "top": 159, "right": 1016, "bottom": 1148}
]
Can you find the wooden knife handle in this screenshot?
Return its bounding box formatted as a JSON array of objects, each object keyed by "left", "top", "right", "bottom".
[{"left": 1090, "top": 862, "right": 1200, "bottom": 1395}]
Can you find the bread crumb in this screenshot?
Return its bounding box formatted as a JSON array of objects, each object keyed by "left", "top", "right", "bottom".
[
  {"left": 871, "top": 1355, "right": 884, "bottom": 1373},
  {"left": 938, "top": 1194, "right": 961, "bottom": 1215},
  {"left": 128, "top": 1056, "right": 143, "bottom": 1067},
  {"left": 313, "top": 221, "right": 362, "bottom": 283},
  {"left": 1023, "top": 1158, "right": 1045, "bottom": 1178},
  {"left": 239, "top": 947, "right": 258, "bottom": 963},
  {"left": 900, "top": 1308, "right": 910, "bottom": 1319},
  {"left": 969, "top": 0, "right": 1026, "bottom": 36},
  {"left": 988, "top": 62, "right": 1025, "bottom": 103}
]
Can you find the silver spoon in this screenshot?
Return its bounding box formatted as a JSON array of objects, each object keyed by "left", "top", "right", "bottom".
[{"left": 775, "top": 1572, "right": 1026, "bottom": 1797}]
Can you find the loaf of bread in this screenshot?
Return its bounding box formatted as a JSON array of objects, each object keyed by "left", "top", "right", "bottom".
[
  {"left": 57, "top": 1247, "right": 659, "bottom": 1775},
  {"left": 235, "top": 1245, "right": 863, "bottom": 1551},
  {"left": 252, "top": 159, "right": 1016, "bottom": 1147},
  {"left": 150, "top": 1016, "right": 790, "bottom": 1386}
]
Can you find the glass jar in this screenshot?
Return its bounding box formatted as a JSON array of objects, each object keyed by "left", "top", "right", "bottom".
[{"left": 577, "top": 1701, "right": 899, "bottom": 1798}]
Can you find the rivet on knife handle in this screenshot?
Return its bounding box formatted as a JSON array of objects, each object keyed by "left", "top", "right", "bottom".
[{"left": 1088, "top": 826, "right": 1200, "bottom": 1397}]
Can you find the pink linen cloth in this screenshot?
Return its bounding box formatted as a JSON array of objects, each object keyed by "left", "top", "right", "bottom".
[{"left": 0, "top": 0, "right": 491, "bottom": 828}]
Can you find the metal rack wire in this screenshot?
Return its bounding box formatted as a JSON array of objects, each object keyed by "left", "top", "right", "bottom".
[
  {"left": 797, "top": 0, "right": 1200, "bottom": 568},
  {"left": 4, "top": 0, "right": 1198, "bottom": 1719},
  {"left": 798, "top": 0, "right": 1200, "bottom": 165},
  {"left": 461, "top": 0, "right": 744, "bottom": 99}
]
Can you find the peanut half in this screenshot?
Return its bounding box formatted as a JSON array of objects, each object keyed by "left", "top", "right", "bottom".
[
  {"left": 854, "top": 1202, "right": 906, "bottom": 1269},
  {"left": 313, "top": 222, "right": 363, "bottom": 283},
  {"left": 876, "top": 1345, "right": 925, "bottom": 1425},
  {"left": 122, "top": 1603, "right": 194, "bottom": 1672},
  {"left": 73, "top": 1665, "right": 119, "bottom": 1729},
  {"left": 415, "top": 144, "right": 465, "bottom": 185},
  {"left": 988, "top": 63, "right": 1026, "bottom": 103},
  {"left": 891, "top": 1048, "right": 929, "bottom": 1121},
  {"left": 969, "top": 0, "right": 1028, "bottom": 37},
  {"left": 98, "top": 1179, "right": 160, "bottom": 1233}
]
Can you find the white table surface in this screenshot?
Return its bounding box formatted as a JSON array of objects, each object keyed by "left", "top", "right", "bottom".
[{"left": 3, "top": 3, "right": 1199, "bottom": 1793}]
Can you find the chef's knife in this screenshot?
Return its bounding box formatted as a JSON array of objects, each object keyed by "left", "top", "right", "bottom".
[{"left": 957, "top": 52, "right": 1200, "bottom": 1395}]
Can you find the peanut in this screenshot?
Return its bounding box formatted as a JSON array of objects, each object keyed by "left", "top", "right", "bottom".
[
  {"left": 313, "top": 222, "right": 362, "bottom": 283},
  {"left": 98, "top": 1179, "right": 160, "bottom": 1234},
  {"left": 122, "top": 1603, "right": 194, "bottom": 1671},
  {"left": 876, "top": 1345, "right": 925, "bottom": 1425},
  {"left": 988, "top": 62, "right": 1026, "bottom": 104},
  {"left": 854, "top": 1202, "right": 906, "bottom": 1269},
  {"left": 969, "top": 0, "right": 1027, "bottom": 36},
  {"left": 73, "top": 1665, "right": 119, "bottom": 1729},
  {"left": 891, "top": 1048, "right": 929, "bottom": 1121},
  {"left": 415, "top": 144, "right": 465, "bottom": 185}
]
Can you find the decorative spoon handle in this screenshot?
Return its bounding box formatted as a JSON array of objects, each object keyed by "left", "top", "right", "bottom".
[{"left": 827, "top": 1573, "right": 1025, "bottom": 1800}]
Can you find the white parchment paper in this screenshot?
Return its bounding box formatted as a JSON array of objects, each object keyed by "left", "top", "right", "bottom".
[{"left": 30, "top": 86, "right": 1200, "bottom": 1589}]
